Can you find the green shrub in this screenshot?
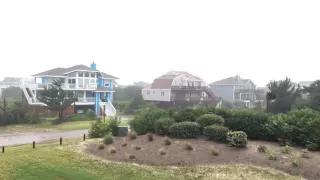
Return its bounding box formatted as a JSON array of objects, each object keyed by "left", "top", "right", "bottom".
[
  {"left": 194, "top": 105, "right": 216, "bottom": 117},
  {"left": 301, "top": 149, "right": 311, "bottom": 159},
  {"left": 214, "top": 107, "right": 232, "bottom": 120},
  {"left": 109, "top": 116, "right": 120, "bottom": 136},
  {"left": 129, "top": 107, "right": 169, "bottom": 134},
  {"left": 264, "top": 108, "right": 320, "bottom": 149},
  {"left": 86, "top": 109, "right": 96, "bottom": 119},
  {"left": 268, "top": 152, "right": 277, "bottom": 161},
  {"left": 291, "top": 158, "right": 301, "bottom": 168},
  {"left": 280, "top": 145, "right": 292, "bottom": 154},
  {"left": 203, "top": 125, "right": 229, "bottom": 142},
  {"left": 172, "top": 107, "right": 197, "bottom": 122},
  {"left": 25, "top": 110, "right": 40, "bottom": 124},
  {"left": 154, "top": 117, "right": 175, "bottom": 135},
  {"left": 103, "top": 134, "right": 114, "bottom": 145},
  {"left": 196, "top": 114, "right": 224, "bottom": 128},
  {"left": 88, "top": 120, "right": 110, "bottom": 138},
  {"left": 225, "top": 110, "right": 271, "bottom": 140},
  {"left": 169, "top": 122, "right": 201, "bottom": 138},
  {"left": 257, "top": 145, "right": 267, "bottom": 153},
  {"left": 227, "top": 131, "right": 248, "bottom": 148}
]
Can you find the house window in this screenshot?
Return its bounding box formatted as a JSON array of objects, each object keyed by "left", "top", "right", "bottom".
[
  {"left": 153, "top": 91, "right": 155, "bottom": 94},
  {"left": 90, "top": 79, "right": 95, "bottom": 84},
  {"left": 147, "top": 91, "right": 150, "bottom": 95},
  {"left": 85, "top": 72, "right": 89, "bottom": 77},
  {"left": 161, "top": 91, "right": 164, "bottom": 96},
  {"left": 68, "top": 79, "right": 76, "bottom": 84},
  {"left": 105, "top": 82, "right": 110, "bottom": 87},
  {"left": 90, "top": 72, "right": 95, "bottom": 78},
  {"left": 78, "top": 78, "right": 83, "bottom": 85},
  {"left": 78, "top": 72, "right": 83, "bottom": 77}
]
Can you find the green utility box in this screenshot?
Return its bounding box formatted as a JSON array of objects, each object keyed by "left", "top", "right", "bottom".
[{"left": 117, "top": 126, "right": 129, "bottom": 137}]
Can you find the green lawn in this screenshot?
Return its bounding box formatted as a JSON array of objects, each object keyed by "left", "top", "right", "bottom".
[
  {"left": 0, "top": 139, "right": 299, "bottom": 180},
  {"left": 0, "top": 119, "right": 130, "bottom": 134}
]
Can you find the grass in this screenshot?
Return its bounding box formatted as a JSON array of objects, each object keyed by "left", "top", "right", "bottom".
[
  {"left": 0, "top": 139, "right": 299, "bottom": 180},
  {"left": 0, "top": 118, "right": 129, "bottom": 134},
  {"left": 1, "top": 121, "right": 93, "bottom": 133}
]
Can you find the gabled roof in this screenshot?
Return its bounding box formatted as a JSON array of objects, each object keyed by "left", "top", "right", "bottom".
[
  {"left": 150, "top": 79, "right": 174, "bottom": 89},
  {"left": 210, "top": 75, "right": 254, "bottom": 86},
  {"left": 32, "top": 64, "right": 118, "bottom": 79},
  {"left": 1, "top": 77, "right": 22, "bottom": 83},
  {"left": 145, "top": 70, "right": 204, "bottom": 89},
  {"left": 157, "top": 71, "right": 203, "bottom": 81}
]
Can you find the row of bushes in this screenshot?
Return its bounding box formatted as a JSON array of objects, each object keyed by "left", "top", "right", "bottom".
[
  {"left": 128, "top": 106, "right": 320, "bottom": 151},
  {"left": 88, "top": 115, "right": 120, "bottom": 138},
  {"left": 0, "top": 102, "right": 40, "bottom": 125}
]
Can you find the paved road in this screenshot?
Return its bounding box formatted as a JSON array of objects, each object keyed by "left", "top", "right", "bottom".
[{"left": 0, "top": 129, "right": 88, "bottom": 146}]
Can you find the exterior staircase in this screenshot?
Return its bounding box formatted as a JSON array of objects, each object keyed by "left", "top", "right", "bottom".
[
  {"left": 99, "top": 100, "right": 116, "bottom": 117},
  {"left": 20, "top": 79, "right": 45, "bottom": 106}
]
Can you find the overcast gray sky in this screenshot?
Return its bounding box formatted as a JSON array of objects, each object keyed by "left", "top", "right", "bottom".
[{"left": 0, "top": 0, "right": 319, "bottom": 86}]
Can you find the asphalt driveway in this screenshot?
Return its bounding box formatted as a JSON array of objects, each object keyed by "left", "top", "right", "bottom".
[{"left": 0, "top": 129, "right": 88, "bottom": 146}]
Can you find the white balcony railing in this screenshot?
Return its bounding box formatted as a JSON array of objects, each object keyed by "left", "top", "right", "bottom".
[{"left": 36, "top": 83, "right": 97, "bottom": 90}]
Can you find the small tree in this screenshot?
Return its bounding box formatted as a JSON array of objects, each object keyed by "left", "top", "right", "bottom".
[
  {"left": 38, "top": 80, "right": 76, "bottom": 119},
  {"left": 267, "top": 77, "right": 301, "bottom": 113}
]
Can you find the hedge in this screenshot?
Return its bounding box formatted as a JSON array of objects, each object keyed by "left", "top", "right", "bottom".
[
  {"left": 227, "top": 131, "right": 248, "bottom": 148},
  {"left": 225, "top": 110, "right": 271, "bottom": 140},
  {"left": 169, "top": 122, "right": 201, "bottom": 138},
  {"left": 204, "top": 125, "right": 229, "bottom": 142},
  {"left": 129, "top": 107, "right": 169, "bottom": 135},
  {"left": 154, "top": 117, "right": 175, "bottom": 135},
  {"left": 196, "top": 114, "right": 224, "bottom": 128}
]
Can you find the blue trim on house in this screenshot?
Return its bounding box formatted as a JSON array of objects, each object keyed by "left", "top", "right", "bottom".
[
  {"left": 109, "top": 80, "right": 113, "bottom": 89},
  {"left": 98, "top": 77, "right": 104, "bottom": 86},
  {"left": 42, "top": 77, "right": 46, "bottom": 84},
  {"left": 95, "top": 92, "right": 100, "bottom": 115},
  {"left": 110, "top": 93, "right": 113, "bottom": 102}
]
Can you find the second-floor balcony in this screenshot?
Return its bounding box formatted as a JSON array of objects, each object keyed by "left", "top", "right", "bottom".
[
  {"left": 36, "top": 83, "right": 98, "bottom": 90},
  {"left": 171, "top": 85, "right": 207, "bottom": 91},
  {"left": 170, "top": 96, "right": 212, "bottom": 102}
]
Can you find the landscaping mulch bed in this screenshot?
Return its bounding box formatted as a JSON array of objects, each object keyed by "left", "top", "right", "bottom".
[{"left": 86, "top": 134, "right": 320, "bottom": 180}]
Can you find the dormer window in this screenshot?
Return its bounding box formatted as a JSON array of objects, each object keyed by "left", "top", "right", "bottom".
[{"left": 105, "top": 82, "right": 110, "bottom": 87}]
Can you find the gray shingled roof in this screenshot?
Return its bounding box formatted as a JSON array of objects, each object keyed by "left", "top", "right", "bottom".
[
  {"left": 210, "top": 75, "right": 252, "bottom": 86},
  {"left": 32, "top": 64, "right": 118, "bottom": 79}
]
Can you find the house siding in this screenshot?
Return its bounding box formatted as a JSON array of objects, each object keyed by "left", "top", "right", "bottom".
[
  {"left": 142, "top": 89, "right": 171, "bottom": 101},
  {"left": 210, "top": 85, "right": 234, "bottom": 102}
]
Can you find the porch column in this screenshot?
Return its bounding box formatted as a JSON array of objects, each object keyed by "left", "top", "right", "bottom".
[
  {"left": 94, "top": 92, "right": 100, "bottom": 115},
  {"left": 84, "top": 91, "right": 87, "bottom": 102}
]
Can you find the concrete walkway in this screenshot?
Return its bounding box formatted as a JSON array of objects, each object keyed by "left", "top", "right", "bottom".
[{"left": 0, "top": 129, "right": 88, "bottom": 146}]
